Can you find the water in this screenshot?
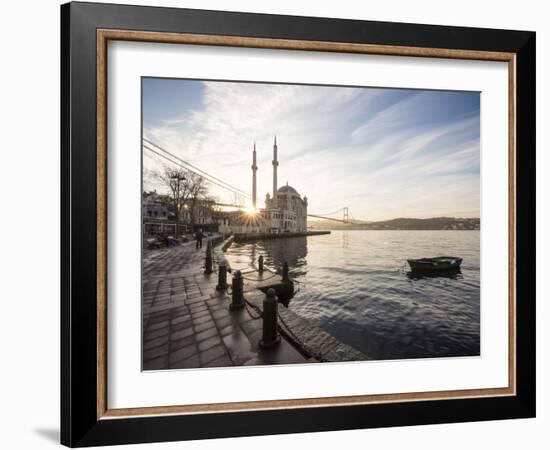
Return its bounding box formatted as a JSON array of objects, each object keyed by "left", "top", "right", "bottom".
[{"left": 224, "top": 230, "right": 480, "bottom": 360}]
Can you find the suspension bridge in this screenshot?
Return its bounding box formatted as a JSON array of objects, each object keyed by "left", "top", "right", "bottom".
[{"left": 143, "top": 138, "right": 363, "bottom": 225}]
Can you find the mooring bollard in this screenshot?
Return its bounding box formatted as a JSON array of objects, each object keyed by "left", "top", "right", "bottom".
[
  {"left": 229, "top": 270, "right": 245, "bottom": 310},
  {"left": 282, "top": 261, "right": 290, "bottom": 282},
  {"left": 258, "top": 255, "right": 264, "bottom": 273},
  {"left": 204, "top": 241, "right": 213, "bottom": 274},
  {"left": 216, "top": 263, "right": 227, "bottom": 291},
  {"left": 260, "top": 288, "right": 281, "bottom": 348}
]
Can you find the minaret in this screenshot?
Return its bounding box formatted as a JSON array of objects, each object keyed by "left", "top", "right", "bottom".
[
  {"left": 251, "top": 142, "right": 258, "bottom": 209},
  {"left": 272, "top": 136, "right": 278, "bottom": 208}
]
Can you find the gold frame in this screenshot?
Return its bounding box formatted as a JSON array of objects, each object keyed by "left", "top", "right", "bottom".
[{"left": 96, "top": 29, "right": 516, "bottom": 420}]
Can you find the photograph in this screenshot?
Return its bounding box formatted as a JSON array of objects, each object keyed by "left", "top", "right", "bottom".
[
  {"left": 54, "top": 1, "right": 537, "bottom": 446},
  {"left": 141, "top": 78, "right": 481, "bottom": 370}
]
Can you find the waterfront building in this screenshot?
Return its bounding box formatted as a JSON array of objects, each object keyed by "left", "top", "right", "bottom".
[
  {"left": 142, "top": 191, "right": 173, "bottom": 220},
  {"left": 143, "top": 191, "right": 223, "bottom": 235}
]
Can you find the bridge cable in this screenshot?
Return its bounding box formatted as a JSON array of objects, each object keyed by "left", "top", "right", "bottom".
[
  {"left": 144, "top": 138, "right": 252, "bottom": 199},
  {"left": 143, "top": 143, "right": 257, "bottom": 204}
]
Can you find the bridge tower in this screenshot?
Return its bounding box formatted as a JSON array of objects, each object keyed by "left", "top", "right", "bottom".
[{"left": 343, "top": 207, "right": 349, "bottom": 224}]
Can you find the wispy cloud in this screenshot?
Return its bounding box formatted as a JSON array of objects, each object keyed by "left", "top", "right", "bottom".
[{"left": 143, "top": 80, "right": 480, "bottom": 221}]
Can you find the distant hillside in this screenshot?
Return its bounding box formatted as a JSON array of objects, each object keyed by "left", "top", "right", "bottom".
[{"left": 308, "top": 217, "right": 480, "bottom": 231}]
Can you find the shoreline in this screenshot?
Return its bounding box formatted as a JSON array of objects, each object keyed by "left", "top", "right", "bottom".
[{"left": 233, "top": 230, "right": 330, "bottom": 243}]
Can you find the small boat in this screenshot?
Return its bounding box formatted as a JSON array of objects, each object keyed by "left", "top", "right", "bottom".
[{"left": 407, "top": 256, "right": 462, "bottom": 272}]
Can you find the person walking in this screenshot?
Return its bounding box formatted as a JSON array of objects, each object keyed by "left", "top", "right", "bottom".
[{"left": 195, "top": 228, "right": 204, "bottom": 249}]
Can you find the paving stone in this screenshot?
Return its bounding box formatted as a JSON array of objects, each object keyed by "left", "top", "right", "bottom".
[
  {"left": 203, "top": 355, "right": 233, "bottom": 368},
  {"left": 219, "top": 323, "right": 241, "bottom": 337},
  {"left": 148, "top": 312, "right": 170, "bottom": 324},
  {"left": 169, "top": 354, "right": 200, "bottom": 369},
  {"left": 143, "top": 345, "right": 169, "bottom": 361},
  {"left": 208, "top": 303, "right": 227, "bottom": 311},
  {"left": 170, "top": 305, "right": 188, "bottom": 315},
  {"left": 191, "top": 314, "right": 214, "bottom": 326},
  {"left": 185, "top": 285, "right": 199, "bottom": 291},
  {"left": 171, "top": 335, "right": 195, "bottom": 351},
  {"left": 197, "top": 335, "right": 222, "bottom": 352},
  {"left": 186, "top": 294, "right": 211, "bottom": 304},
  {"left": 243, "top": 339, "right": 307, "bottom": 366},
  {"left": 144, "top": 300, "right": 187, "bottom": 314},
  {"left": 195, "top": 327, "right": 217, "bottom": 342},
  {"left": 169, "top": 344, "right": 197, "bottom": 365},
  {"left": 199, "top": 345, "right": 226, "bottom": 365},
  {"left": 214, "top": 315, "right": 234, "bottom": 329},
  {"left": 171, "top": 321, "right": 192, "bottom": 332},
  {"left": 212, "top": 309, "right": 229, "bottom": 320},
  {"left": 190, "top": 308, "right": 210, "bottom": 319},
  {"left": 144, "top": 327, "right": 169, "bottom": 340},
  {"left": 146, "top": 320, "right": 169, "bottom": 332},
  {"left": 222, "top": 328, "right": 255, "bottom": 365},
  {"left": 190, "top": 303, "right": 208, "bottom": 312},
  {"left": 143, "top": 355, "right": 168, "bottom": 370},
  {"left": 194, "top": 321, "right": 215, "bottom": 333},
  {"left": 240, "top": 319, "right": 261, "bottom": 341},
  {"left": 171, "top": 314, "right": 191, "bottom": 325},
  {"left": 171, "top": 328, "right": 194, "bottom": 340},
  {"left": 190, "top": 311, "right": 209, "bottom": 320},
  {"left": 207, "top": 298, "right": 225, "bottom": 307},
  {"left": 143, "top": 335, "right": 169, "bottom": 351},
  {"left": 229, "top": 308, "right": 254, "bottom": 323}
]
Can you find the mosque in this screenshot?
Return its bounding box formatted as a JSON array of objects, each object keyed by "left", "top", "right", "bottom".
[
  {"left": 251, "top": 137, "right": 308, "bottom": 233},
  {"left": 217, "top": 137, "right": 308, "bottom": 234}
]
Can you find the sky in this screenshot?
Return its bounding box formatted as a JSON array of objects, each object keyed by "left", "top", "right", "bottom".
[{"left": 142, "top": 78, "right": 480, "bottom": 221}]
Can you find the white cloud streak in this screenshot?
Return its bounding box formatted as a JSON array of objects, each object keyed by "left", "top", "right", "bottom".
[{"left": 144, "top": 81, "right": 479, "bottom": 221}]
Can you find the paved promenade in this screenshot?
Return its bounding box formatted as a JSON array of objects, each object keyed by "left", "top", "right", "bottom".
[{"left": 142, "top": 236, "right": 308, "bottom": 370}]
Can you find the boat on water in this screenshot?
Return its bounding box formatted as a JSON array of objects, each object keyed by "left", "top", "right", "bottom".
[{"left": 407, "top": 256, "right": 462, "bottom": 272}]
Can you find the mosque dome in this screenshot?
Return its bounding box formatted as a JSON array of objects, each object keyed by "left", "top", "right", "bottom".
[{"left": 277, "top": 184, "right": 299, "bottom": 195}]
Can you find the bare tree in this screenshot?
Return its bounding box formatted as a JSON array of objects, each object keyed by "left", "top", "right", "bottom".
[
  {"left": 155, "top": 166, "right": 190, "bottom": 237},
  {"left": 152, "top": 166, "right": 210, "bottom": 235},
  {"left": 187, "top": 173, "right": 207, "bottom": 229}
]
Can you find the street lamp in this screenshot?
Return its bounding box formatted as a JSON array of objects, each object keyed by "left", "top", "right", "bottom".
[
  {"left": 182, "top": 203, "right": 189, "bottom": 232},
  {"left": 170, "top": 173, "right": 186, "bottom": 237}
]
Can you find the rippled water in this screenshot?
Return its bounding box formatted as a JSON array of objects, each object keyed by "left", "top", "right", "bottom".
[{"left": 224, "top": 230, "right": 480, "bottom": 360}]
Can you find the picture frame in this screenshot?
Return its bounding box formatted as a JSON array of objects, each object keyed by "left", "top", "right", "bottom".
[{"left": 61, "top": 1, "right": 536, "bottom": 447}]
